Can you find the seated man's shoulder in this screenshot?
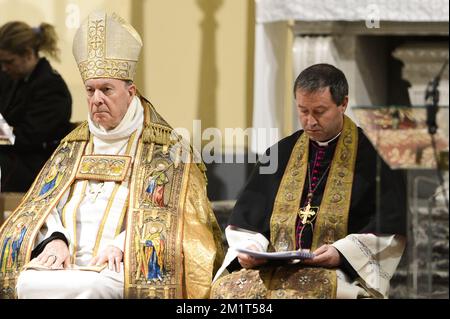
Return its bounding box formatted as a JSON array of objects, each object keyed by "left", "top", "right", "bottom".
[
  {"left": 140, "top": 97, "right": 207, "bottom": 174},
  {"left": 61, "top": 121, "right": 89, "bottom": 143},
  {"left": 266, "top": 130, "right": 302, "bottom": 156},
  {"left": 140, "top": 96, "right": 172, "bottom": 128}
]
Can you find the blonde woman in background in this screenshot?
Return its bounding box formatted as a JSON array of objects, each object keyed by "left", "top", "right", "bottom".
[{"left": 0, "top": 21, "right": 72, "bottom": 192}]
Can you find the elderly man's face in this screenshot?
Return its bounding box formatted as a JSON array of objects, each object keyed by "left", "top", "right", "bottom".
[
  {"left": 295, "top": 87, "right": 347, "bottom": 142},
  {"left": 85, "top": 78, "right": 136, "bottom": 130}
]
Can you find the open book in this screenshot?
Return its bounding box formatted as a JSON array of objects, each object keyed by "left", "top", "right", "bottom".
[
  {"left": 234, "top": 247, "right": 315, "bottom": 260},
  {"left": 22, "top": 261, "right": 108, "bottom": 272}
]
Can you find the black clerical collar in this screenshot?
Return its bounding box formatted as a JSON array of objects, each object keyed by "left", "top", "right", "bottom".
[{"left": 310, "top": 131, "right": 341, "bottom": 147}]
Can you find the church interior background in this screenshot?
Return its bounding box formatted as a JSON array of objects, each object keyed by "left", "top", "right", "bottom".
[{"left": 0, "top": 0, "right": 448, "bottom": 299}]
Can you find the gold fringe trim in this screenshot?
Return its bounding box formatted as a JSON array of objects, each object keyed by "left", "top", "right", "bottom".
[{"left": 142, "top": 123, "right": 174, "bottom": 145}]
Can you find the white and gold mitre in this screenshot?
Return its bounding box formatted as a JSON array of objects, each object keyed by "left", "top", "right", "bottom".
[{"left": 72, "top": 11, "right": 143, "bottom": 82}]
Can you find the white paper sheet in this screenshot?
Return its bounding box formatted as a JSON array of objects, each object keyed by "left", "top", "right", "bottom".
[{"left": 234, "top": 247, "right": 315, "bottom": 260}]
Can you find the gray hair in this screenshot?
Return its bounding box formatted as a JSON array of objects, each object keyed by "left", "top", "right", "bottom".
[{"left": 123, "top": 80, "right": 133, "bottom": 87}]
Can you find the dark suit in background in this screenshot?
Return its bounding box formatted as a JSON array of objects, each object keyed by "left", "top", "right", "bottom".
[{"left": 0, "top": 57, "right": 72, "bottom": 192}]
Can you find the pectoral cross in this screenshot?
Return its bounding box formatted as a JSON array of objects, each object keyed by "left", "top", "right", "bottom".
[
  {"left": 298, "top": 202, "right": 317, "bottom": 224},
  {"left": 236, "top": 277, "right": 247, "bottom": 289},
  {"left": 88, "top": 182, "right": 104, "bottom": 202}
]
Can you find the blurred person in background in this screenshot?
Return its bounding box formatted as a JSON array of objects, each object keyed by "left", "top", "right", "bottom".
[{"left": 0, "top": 21, "right": 72, "bottom": 192}]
